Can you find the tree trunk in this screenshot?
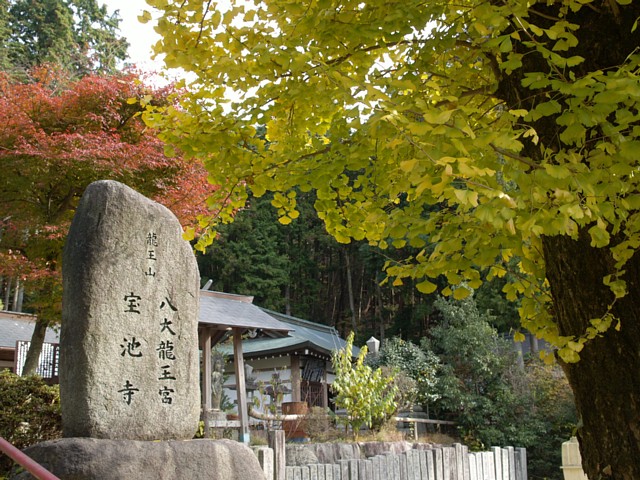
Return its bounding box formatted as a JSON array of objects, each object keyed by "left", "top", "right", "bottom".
[
  {"left": 285, "top": 283, "right": 291, "bottom": 316},
  {"left": 344, "top": 248, "right": 357, "bottom": 333},
  {"left": 375, "top": 281, "right": 385, "bottom": 343},
  {"left": 12, "top": 278, "right": 20, "bottom": 311},
  {"left": 16, "top": 283, "right": 23, "bottom": 311},
  {"left": 21, "top": 318, "right": 48, "bottom": 376},
  {"left": 4, "top": 276, "right": 12, "bottom": 309},
  {"left": 543, "top": 230, "right": 640, "bottom": 479}
]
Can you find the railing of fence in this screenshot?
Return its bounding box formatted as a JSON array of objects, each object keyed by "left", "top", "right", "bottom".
[
  {"left": 0, "top": 437, "right": 60, "bottom": 480},
  {"left": 393, "top": 416, "right": 457, "bottom": 441}
]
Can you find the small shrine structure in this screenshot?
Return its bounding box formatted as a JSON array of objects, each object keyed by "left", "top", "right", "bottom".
[{"left": 198, "top": 288, "right": 291, "bottom": 443}]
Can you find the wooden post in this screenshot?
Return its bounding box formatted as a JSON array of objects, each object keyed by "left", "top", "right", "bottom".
[
  {"left": 233, "top": 327, "right": 250, "bottom": 444},
  {"left": 269, "top": 429, "right": 286, "bottom": 480},
  {"left": 291, "top": 355, "right": 301, "bottom": 402},
  {"left": 322, "top": 361, "right": 329, "bottom": 408},
  {"left": 200, "top": 328, "right": 212, "bottom": 437}
]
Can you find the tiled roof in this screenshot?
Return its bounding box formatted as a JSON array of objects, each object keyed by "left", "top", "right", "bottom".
[
  {"left": 199, "top": 290, "right": 292, "bottom": 332},
  {"left": 225, "top": 308, "right": 357, "bottom": 359},
  {"left": 262, "top": 309, "right": 347, "bottom": 354},
  {"left": 0, "top": 311, "right": 59, "bottom": 347}
]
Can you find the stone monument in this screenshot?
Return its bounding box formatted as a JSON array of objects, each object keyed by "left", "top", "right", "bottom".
[
  {"left": 12, "top": 181, "right": 268, "bottom": 480},
  {"left": 60, "top": 180, "right": 200, "bottom": 440}
]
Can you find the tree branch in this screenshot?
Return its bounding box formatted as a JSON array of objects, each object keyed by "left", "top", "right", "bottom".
[{"left": 490, "top": 143, "right": 541, "bottom": 170}]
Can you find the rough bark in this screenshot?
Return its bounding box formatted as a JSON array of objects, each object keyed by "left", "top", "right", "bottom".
[
  {"left": 543, "top": 230, "right": 640, "bottom": 479},
  {"left": 493, "top": 3, "right": 640, "bottom": 477},
  {"left": 21, "top": 318, "right": 48, "bottom": 376}
]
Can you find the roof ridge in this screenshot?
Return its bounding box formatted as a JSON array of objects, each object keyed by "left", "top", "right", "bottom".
[
  {"left": 0, "top": 310, "right": 38, "bottom": 321},
  {"left": 200, "top": 290, "right": 254, "bottom": 303},
  {"left": 260, "top": 307, "right": 338, "bottom": 334}
]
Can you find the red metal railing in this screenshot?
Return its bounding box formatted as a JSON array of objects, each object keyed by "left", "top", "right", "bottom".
[{"left": 0, "top": 437, "right": 60, "bottom": 480}]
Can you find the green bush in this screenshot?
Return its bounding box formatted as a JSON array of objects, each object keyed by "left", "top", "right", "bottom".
[
  {"left": 331, "top": 332, "right": 398, "bottom": 439},
  {"left": 427, "top": 295, "right": 577, "bottom": 480},
  {"left": 0, "top": 371, "right": 62, "bottom": 476},
  {"left": 518, "top": 362, "right": 577, "bottom": 480},
  {"left": 368, "top": 336, "right": 441, "bottom": 408}
]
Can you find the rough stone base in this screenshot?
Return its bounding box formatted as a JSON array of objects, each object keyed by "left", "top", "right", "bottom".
[{"left": 11, "top": 438, "right": 266, "bottom": 480}]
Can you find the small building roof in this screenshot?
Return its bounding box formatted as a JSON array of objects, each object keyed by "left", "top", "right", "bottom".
[
  {"left": 0, "top": 311, "right": 59, "bottom": 347},
  {"left": 199, "top": 290, "right": 292, "bottom": 333},
  {"left": 237, "top": 308, "right": 356, "bottom": 359}
]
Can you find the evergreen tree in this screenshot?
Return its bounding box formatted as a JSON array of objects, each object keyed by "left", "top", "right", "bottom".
[
  {"left": 199, "top": 191, "right": 517, "bottom": 339},
  {"left": 3, "top": 0, "right": 127, "bottom": 77},
  {"left": 428, "top": 294, "right": 576, "bottom": 479},
  {"left": 198, "top": 194, "right": 292, "bottom": 311}
]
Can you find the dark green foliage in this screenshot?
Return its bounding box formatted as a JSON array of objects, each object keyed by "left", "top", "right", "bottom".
[
  {"left": 197, "top": 189, "right": 524, "bottom": 346},
  {"left": 0, "top": 371, "right": 62, "bottom": 475},
  {"left": 368, "top": 336, "right": 440, "bottom": 408},
  {"left": 0, "top": 0, "right": 11, "bottom": 71},
  {"left": 519, "top": 363, "right": 578, "bottom": 480},
  {"left": 198, "top": 193, "right": 298, "bottom": 312},
  {"left": 197, "top": 191, "right": 445, "bottom": 336},
  {"left": 2, "top": 0, "right": 128, "bottom": 78},
  {"left": 474, "top": 273, "right": 521, "bottom": 333},
  {"left": 427, "top": 295, "right": 577, "bottom": 480}
]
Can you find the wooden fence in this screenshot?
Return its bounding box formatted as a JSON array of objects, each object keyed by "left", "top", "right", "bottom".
[{"left": 393, "top": 416, "right": 457, "bottom": 441}]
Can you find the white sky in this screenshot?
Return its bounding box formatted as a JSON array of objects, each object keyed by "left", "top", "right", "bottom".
[{"left": 101, "top": 0, "right": 161, "bottom": 71}]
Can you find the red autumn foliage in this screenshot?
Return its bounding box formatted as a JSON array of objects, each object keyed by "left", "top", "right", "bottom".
[{"left": 0, "top": 65, "right": 214, "bottom": 312}]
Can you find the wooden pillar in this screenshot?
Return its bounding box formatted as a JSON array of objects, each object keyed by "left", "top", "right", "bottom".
[
  {"left": 233, "top": 328, "right": 250, "bottom": 444},
  {"left": 322, "top": 361, "right": 329, "bottom": 409},
  {"left": 269, "top": 429, "right": 286, "bottom": 480},
  {"left": 200, "top": 328, "right": 212, "bottom": 437},
  {"left": 291, "top": 355, "right": 301, "bottom": 402}
]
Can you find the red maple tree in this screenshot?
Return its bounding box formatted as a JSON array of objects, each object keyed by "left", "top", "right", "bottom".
[{"left": 0, "top": 65, "right": 214, "bottom": 374}]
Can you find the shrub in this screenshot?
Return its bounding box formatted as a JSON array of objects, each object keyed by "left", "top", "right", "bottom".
[
  {"left": 380, "top": 366, "right": 417, "bottom": 412},
  {"left": 369, "top": 336, "right": 441, "bottom": 408},
  {"left": 517, "top": 361, "right": 577, "bottom": 479},
  {"left": 0, "top": 371, "right": 62, "bottom": 475},
  {"left": 304, "top": 406, "right": 341, "bottom": 442},
  {"left": 331, "top": 332, "right": 398, "bottom": 439},
  {"left": 427, "top": 295, "right": 577, "bottom": 480}
]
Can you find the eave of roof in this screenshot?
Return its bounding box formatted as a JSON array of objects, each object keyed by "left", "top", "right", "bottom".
[
  {"left": 217, "top": 307, "right": 358, "bottom": 360},
  {"left": 240, "top": 337, "right": 332, "bottom": 358},
  {"left": 199, "top": 290, "right": 292, "bottom": 333},
  {"left": 0, "top": 312, "right": 59, "bottom": 347},
  {"left": 261, "top": 308, "right": 354, "bottom": 355}
]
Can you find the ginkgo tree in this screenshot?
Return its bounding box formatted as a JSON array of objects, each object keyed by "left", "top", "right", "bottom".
[{"left": 143, "top": 0, "right": 640, "bottom": 477}]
